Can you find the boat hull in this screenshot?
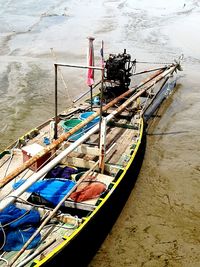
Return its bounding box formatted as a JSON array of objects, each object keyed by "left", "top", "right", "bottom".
[{"left": 35, "top": 126, "right": 146, "bottom": 267}]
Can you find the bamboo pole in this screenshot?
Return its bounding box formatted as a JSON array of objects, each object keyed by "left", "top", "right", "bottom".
[
  {"left": 54, "top": 64, "right": 58, "bottom": 139},
  {"left": 0, "top": 124, "right": 101, "bottom": 212},
  {"left": 12, "top": 142, "right": 116, "bottom": 267},
  {"left": 0, "top": 66, "right": 172, "bottom": 189},
  {"left": 16, "top": 239, "right": 57, "bottom": 267},
  {"left": 0, "top": 64, "right": 178, "bottom": 213},
  {"left": 9, "top": 161, "right": 100, "bottom": 266},
  {"left": 6, "top": 64, "right": 177, "bottom": 265}
]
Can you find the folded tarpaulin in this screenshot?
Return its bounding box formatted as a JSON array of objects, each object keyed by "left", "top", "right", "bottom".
[
  {"left": 70, "top": 181, "right": 106, "bottom": 202},
  {"left": 45, "top": 166, "right": 78, "bottom": 179},
  {"left": 13, "top": 179, "right": 76, "bottom": 206}
]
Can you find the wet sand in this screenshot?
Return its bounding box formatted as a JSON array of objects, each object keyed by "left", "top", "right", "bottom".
[{"left": 0, "top": 0, "right": 200, "bottom": 266}]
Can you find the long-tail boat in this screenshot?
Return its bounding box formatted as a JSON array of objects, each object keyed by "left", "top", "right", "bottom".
[{"left": 0, "top": 38, "right": 182, "bottom": 266}]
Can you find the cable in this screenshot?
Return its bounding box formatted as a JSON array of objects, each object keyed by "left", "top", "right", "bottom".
[
  {"left": 136, "top": 60, "right": 173, "bottom": 65},
  {"left": 1, "top": 210, "right": 30, "bottom": 228},
  {"left": 0, "top": 223, "right": 6, "bottom": 251}
]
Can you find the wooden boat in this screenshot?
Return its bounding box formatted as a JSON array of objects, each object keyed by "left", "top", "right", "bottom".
[{"left": 0, "top": 39, "right": 182, "bottom": 266}]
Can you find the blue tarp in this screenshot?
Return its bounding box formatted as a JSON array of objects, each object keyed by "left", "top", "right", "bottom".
[{"left": 13, "top": 179, "right": 76, "bottom": 206}]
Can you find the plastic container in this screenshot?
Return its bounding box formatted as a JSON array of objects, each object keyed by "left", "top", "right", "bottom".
[
  {"left": 79, "top": 111, "right": 100, "bottom": 132},
  {"left": 22, "top": 143, "right": 51, "bottom": 172},
  {"left": 92, "top": 96, "right": 100, "bottom": 105},
  {"left": 61, "top": 119, "right": 83, "bottom": 141}
]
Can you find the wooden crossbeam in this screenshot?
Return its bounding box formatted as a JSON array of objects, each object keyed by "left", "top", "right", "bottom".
[
  {"left": 62, "top": 157, "right": 99, "bottom": 170},
  {"left": 64, "top": 200, "right": 96, "bottom": 211},
  {"left": 108, "top": 121, "right": 139, "bottom": 130},
  {"left": 15, "top": 202, "right": 81, "bottom": 224},
  {"left": 73, "top": 144, "right": 99, "bottom": 156},
  {"left": 62, "top": 157, "right": 123, "bottom": 174}
]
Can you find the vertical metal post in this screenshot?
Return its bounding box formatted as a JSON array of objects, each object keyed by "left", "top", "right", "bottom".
[
  {"left": 54, "top": 64, "right": 58, "bottom": 140},
  {"left": 87, "top": 37, "right": 95, "bottom": 111},
  {"left": 98, "top": 40, "right": 104, "bottom": 148},
  {"left": 99, "top": 117, "right": 106, "bottom": 173},
  {"left": 90, "top": 85, "right": 93, "bottom": 111}
]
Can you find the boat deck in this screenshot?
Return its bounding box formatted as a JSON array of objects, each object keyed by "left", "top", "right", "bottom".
[{"left": 0, "top": 103, "right": 142, "bottom": 267}]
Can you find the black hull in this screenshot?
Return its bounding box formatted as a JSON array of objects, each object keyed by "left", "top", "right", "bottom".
[{"left": 41, "top": 132, "right": 147, "bottom": 267}]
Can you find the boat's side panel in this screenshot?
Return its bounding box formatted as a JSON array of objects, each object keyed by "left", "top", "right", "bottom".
[{"left": 34, "top": 120, "right": 146, "bottom": 267}]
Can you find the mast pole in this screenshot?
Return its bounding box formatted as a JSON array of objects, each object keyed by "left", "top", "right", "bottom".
[
  {"left": 90, "top": 85, "right": 93, "bottom": 111},
  {"left": 87, "top": 37, "right": 95, "bottom": 111},
  {"left": 99, "top": 117, "right": 106, "bottom": 173},
  {"left": 54, "top": 64, "right": 58, "bottom": 140},
  {"left": 99, "top": 40, "right": 105, "bottom": 172}
]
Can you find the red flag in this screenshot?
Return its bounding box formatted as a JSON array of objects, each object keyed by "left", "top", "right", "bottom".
[{"left": 86, "top": 37, "right": 95, "bottom": 87}]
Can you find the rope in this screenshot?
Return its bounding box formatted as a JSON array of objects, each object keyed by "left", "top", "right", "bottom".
[
  {"left": 3, "top": 139, "right": 20, "bottom": 178},
  {"left": 140, "top": 84, "right": 154, "bottom": 115},
  {"left": 136, "top": 60, "right": 173, "bottom": 65},
  {"left": 1, "top": 210, "right": 31, "bottom": 229},
  {"left": 0, "top": 252, "right": 8, "bottom": 266},
  {"left": 0, "top": 226, "right": 8, "bottom": 265},
  {"left": 136, "top": 54, "right": 184, "bottom": 66},
  {"left": 50, "top": 215, "right": 79, "bottom": 231},
  {"left": 0, "top": 223, "right": 6, "bottom": 251},
  {"left": 50, "top": 48, "right": 73, "bottom": 104}
]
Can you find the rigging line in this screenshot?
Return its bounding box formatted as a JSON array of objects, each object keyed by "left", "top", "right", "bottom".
[
  {"left": 0, "top": 66, "right": 168, "bottom": 193},
  {"left": 1, "top": 210, "right": 30, "bottom": 228},
  {"left": 3, "top": 137, "right": 68, "bottom": 193},
  {"left": 140, "top": 86, "right": 153, "bottom": 115},
  {"left": 0, "top": 156, "right": 10, "bottom": 169},
  {"left": 1, "top": 167, "right": 35, "bottom": 201},
  {"left": 0, "top": 255, "right": 8, "bottom": 266},
  {"left": 132, "top": 67, "right": 166, "bottom": 76},
  {"left": 3, "top": 139, "right": 20, "bottom": 177},
  {"left": 49, "top": 218, "right": 79, "bottom": 233},
  {"left": 136, "top": 60, "right": 173, "bottom": 65},
  {"left": 2, "top": 76, "right": 163, "bottom": 191},
  {"left": 3, "top": 150, "right": 14, "bottom": 178},
  {"left": 2, "top": 195, "right": 58, "bottom": 214},
  {"left": 50, "top": 48, "right": 73, "bottom": 105}
]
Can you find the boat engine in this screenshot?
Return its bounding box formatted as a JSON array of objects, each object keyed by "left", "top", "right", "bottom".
[{"left": 104, "top": 49, "right": 135, "bottom": 101}]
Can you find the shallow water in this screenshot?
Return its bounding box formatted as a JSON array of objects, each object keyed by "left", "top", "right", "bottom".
[{"left": 0, "top": 0, "right": 200, "bottom": 266}]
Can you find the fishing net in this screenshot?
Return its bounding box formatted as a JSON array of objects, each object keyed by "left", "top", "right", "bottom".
[{"left": 0, "top": 204, "right": 41, "bottom": 251}]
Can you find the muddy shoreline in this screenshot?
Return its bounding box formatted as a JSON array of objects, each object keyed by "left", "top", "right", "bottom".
[{"left": 0, "top": 0, "right": 200, "bottom": 266}]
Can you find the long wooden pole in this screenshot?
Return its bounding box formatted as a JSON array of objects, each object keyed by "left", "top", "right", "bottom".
[
  {"left": 0, "top": 64, "right": 178, "bottom": 213},
  {"left": 0, "top": 66, "right": 172, "bottom": 189},
  {"left": 4, "top": 65, "right": 178, "bottom": 266},
  {"left": 16, "top": 239, "right": 57, "bottom": 267},
  {"left": 10, "top": 159, "right": 101, "bottom": 266},
  {"left": 54, "top": 64, "right": 58, "bottom": 139}
]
